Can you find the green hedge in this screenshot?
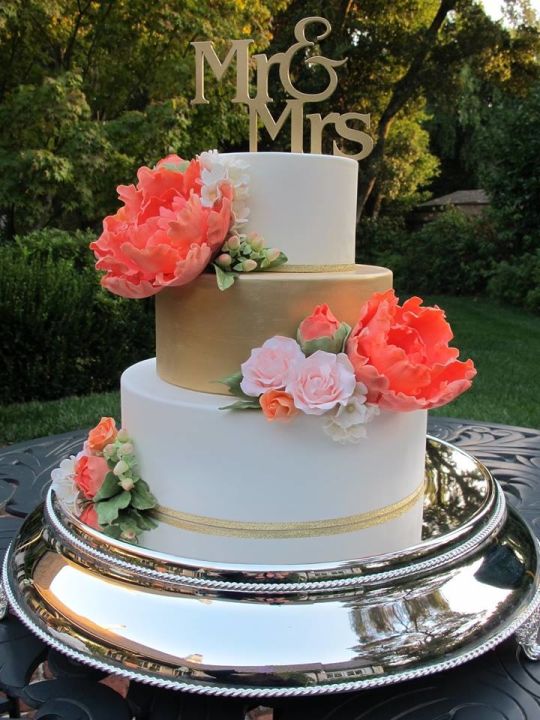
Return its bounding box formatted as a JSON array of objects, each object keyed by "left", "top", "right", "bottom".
[
  {"left": 359, "top": 209, "right": 538, "bottom": 313},
  {"left": 359, "top": 210, "right": 494, "bottom": 295},
  {"left": 1, "top": 229, "right": 154, "bottom": 403},
  {"left": 487, "top": 250, "right": 540, "bottom": 314}
]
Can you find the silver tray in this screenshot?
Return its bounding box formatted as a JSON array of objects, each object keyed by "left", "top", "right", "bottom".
[{"left": 3, "top": 437, "right": 540, "bottom": 698}]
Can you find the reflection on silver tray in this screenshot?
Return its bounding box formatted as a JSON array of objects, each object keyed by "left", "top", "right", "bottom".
[{"left": 3, "top": 437, "right": 540, "bottom": 697}]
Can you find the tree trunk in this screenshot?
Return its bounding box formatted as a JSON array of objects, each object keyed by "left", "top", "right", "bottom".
[
  {"left": 357, "top": 0, "right": 458, "bottom": 223},
  {"left": 371, "top": 188, "right": 384, "bottom": 220}
]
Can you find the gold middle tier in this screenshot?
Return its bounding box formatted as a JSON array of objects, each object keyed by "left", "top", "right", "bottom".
[{"left": 156, "top": 265, "right": 392, "bottom": 395}]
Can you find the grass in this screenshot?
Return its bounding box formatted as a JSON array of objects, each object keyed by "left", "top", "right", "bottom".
[
  {"left": 0, "top": 391, "right": 120, "bottom": 447},
  {"left": 425, "top": 295, "right": 540, "bottom": 429},
  {"left": 1, "top": 296, "right": 539, "bottom": 446}
]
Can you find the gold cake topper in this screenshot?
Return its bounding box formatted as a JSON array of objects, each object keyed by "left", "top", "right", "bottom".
[{"left": 192, "top": 17, "right": 373, "bottom": 159}]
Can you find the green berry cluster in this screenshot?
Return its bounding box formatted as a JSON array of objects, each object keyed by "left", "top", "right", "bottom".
[
  {"left": 213, "top": 233, "right": 287, "bottom": 290},
  {"left": 93, "top": 430, "right": 158, "bottom": 542}
]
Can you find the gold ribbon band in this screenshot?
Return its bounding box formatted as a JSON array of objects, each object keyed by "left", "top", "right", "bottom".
[
  {"left": 152, "top": 482, "right": 425, "bottom": 539},
  {"left": 267, "top": 263, "right": 357, "bottom": 273}
]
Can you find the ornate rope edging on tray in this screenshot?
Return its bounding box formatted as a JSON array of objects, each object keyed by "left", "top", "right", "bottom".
[
  {"left": 45, "top": 486, "right": 507, "bottom": 594},
  {"left": 3, "top": 543, "right": 540, "bottom": 698}
]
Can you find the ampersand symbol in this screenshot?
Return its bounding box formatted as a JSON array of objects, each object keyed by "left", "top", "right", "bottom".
[{"left": 279, "top": 17, "right": 347, "bottom": 103}]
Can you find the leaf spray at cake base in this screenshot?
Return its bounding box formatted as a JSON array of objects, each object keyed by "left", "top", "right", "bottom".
[
  {"left": 51, "top": 417, "right": 158, "bottom": 542},
  {"left": 220, "top": 291, "right": 476, "bottom": 444}
]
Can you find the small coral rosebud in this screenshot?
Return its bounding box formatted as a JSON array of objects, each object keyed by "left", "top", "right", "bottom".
[
  {"left": 120, "top": 476, "right": 135, "bottom": 491},
  {"left": 265, "top": 248, "right": 281, "bottom": 263},
  {"left": 227, "top": 234, "right": 241, "bottom": 251},
  {"left": 249, "top": 233, "right": 265, "bottom": 251},
  {"left": 216, "top": 253, "right": 232, "bottom": 268},
  {"left": 121, "top": 529, "right": 137, "bottom": 541},
  {"left": 242, "top": 259, "right": 258, "bottom": 272},
  {"left": 117, "top": 429, "right": 129, "bottom": 442},
  {"left": 113, "top": 460, "right": 129, "bottom": 476},
  {"left": 297, "top": 304, "right": 351, "bottom": 356}
]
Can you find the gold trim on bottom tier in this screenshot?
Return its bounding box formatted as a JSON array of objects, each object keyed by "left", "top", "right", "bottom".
[
  {"left": 269, "top": 263, "right": 358, "bottom": 273},
  {"left": 152, "top": 482, "right": 425, "bottom": 539}
]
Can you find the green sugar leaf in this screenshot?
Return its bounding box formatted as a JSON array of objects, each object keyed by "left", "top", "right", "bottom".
[
  {"left": 213, "top": 264, "right": 236, "bottom": 291},
  {"left": 96, "top": 490, "right": 132, "bottom": 525},
  {"left": 131, "top": 480, "right": 157, "bottom": 510},
  {"left": 219, "top": 399, "right": 261, "bottom": 411},
  {"left": 93, "top": 472, "right": 121, "bottom": 502}
]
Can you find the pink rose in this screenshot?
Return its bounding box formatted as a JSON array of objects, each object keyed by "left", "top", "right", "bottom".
[
  {"left": 346, "top": 290, "right": 476, "bottom": 411},
  {"left": 240, "top": 337, "right": 305, "bottom": 397},
  {"left": 286, "top": 351, "right": 356, "bottom": 415},
  {"left": 79, "top": 504, "right": 100, "bottom": 530},
  {"left": 90, "top": 154, "right": 233, "bottom": 299},
  {"left": 74, "top": 454, "right": 109, "bottom": 499}
]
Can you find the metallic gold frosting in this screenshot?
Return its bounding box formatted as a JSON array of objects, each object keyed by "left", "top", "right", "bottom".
[{"left": 156, "top": 264, "right": 392, "bottom": 394}]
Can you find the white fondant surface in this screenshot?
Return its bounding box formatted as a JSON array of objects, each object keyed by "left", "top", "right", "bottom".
[
  {"left": 122, "top": 359, "right": 427, "bottom": 564},
  {"left": 223, "top": 152, "right": 357, "bottom": 265}
]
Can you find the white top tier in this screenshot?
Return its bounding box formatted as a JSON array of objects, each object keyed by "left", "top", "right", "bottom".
[{"left": 224, "top": 152, "right": 358, "bottom": 265}]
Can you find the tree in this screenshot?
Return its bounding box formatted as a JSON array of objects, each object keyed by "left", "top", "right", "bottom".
[
  {"left": 426, "top": 0, "right": 540, "bottom": 196},
  {"left": 372, "top": 111, "right": 440, "bottom": 217},
  {"left": 0, "top": 0, "right": 289, "bottom": 236},
  {"left": 478, "top": 83, "right": 540, "bottom": 258},
  {"left": 266, "top": 0, "right": 540, "bottom": 219}
]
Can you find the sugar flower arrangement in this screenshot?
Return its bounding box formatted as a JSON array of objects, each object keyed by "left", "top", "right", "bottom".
[
  {"left": 51, "top": 417, "right": 157, "bottom": 541},
  {"left": 91, "top": 151, "right": 286, "bottom": 298},
  {"left": 220, "top": 290, "right": 476, "bottom": 444}
]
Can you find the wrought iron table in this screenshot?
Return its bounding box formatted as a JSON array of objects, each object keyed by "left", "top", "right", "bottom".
[{"left": 0, "top": 417, "right": 539, "bottom": 719}]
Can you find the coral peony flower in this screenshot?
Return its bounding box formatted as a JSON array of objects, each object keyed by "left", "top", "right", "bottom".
[
  {"left": 74, "top": 454, "right": 109, "bottom": 499},
  {"left": 346, "top": 290, "right": 476, "bottom": 411},
  {"left": 259, "top": 390, "right": 299, "bottom": 422},
  {"left": 87, "top": 417, "right": 117, "bottom": 453},
  {"left": 90, "top": 154, "right": 233, "bottom": 299},
  {"left": 79, "top": 504, "right": 100, "bottom": 530},
  {"left": 286, "top": 351, "right": 356, "bottom": 416},
  {"left": 241, "top": 336, "right": 305, "bottom": 397},
  {"left": 297, "top": 304, "right": 350, "bottom": 355}
]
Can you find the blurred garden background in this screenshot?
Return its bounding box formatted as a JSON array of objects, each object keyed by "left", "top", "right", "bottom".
[{"left": 1, "top": 0, "right": 539, "bottom": 445}]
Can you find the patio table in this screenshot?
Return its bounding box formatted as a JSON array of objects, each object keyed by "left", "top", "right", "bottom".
[{"left": 0, "top": 416, "right": 539, "bottom": 719}]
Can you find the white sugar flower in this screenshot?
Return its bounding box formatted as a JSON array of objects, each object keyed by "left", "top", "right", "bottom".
[
  {"left": 198, "top": 151, "right": 250, "bottom": 230},
  {"left": 323, "top": 419, "right": 371, "bottom": 444},
  {"left": 197, "top": 149, "right": 219, "bottom": 169},
  {"left": 50, "top": 455, "right": 79, "bottom": 506},
  {"left": 323, "top": 383, "right": 380, "bottom": 444},
  {"left": 223, "top": 159, "right": 250, "bottom": 228}
]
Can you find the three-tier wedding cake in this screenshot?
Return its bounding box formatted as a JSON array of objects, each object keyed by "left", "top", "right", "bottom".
[
  {"left": 121, "top": 151, "right": 427, "bottom": 564},
  {"left": 53, "top": 147, "right": 475, "bottom": 565}
]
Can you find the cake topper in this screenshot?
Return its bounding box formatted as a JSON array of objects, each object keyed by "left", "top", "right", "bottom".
[{"left": 192, "top": 16, "right": 374, "bottom": 159}]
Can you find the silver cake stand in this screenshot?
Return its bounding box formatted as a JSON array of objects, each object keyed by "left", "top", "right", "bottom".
[{"left": 2, "top": 436, "right": 540, "bottom": 698}]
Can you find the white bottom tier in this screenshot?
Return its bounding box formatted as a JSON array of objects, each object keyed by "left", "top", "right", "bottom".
[{"left": 121, "top": 359, "right": 427, "bottom": 565}]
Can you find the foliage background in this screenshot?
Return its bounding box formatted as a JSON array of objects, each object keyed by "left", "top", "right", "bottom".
[{"left": 0, "top": 0, "right": 539, "bottom": 407}]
